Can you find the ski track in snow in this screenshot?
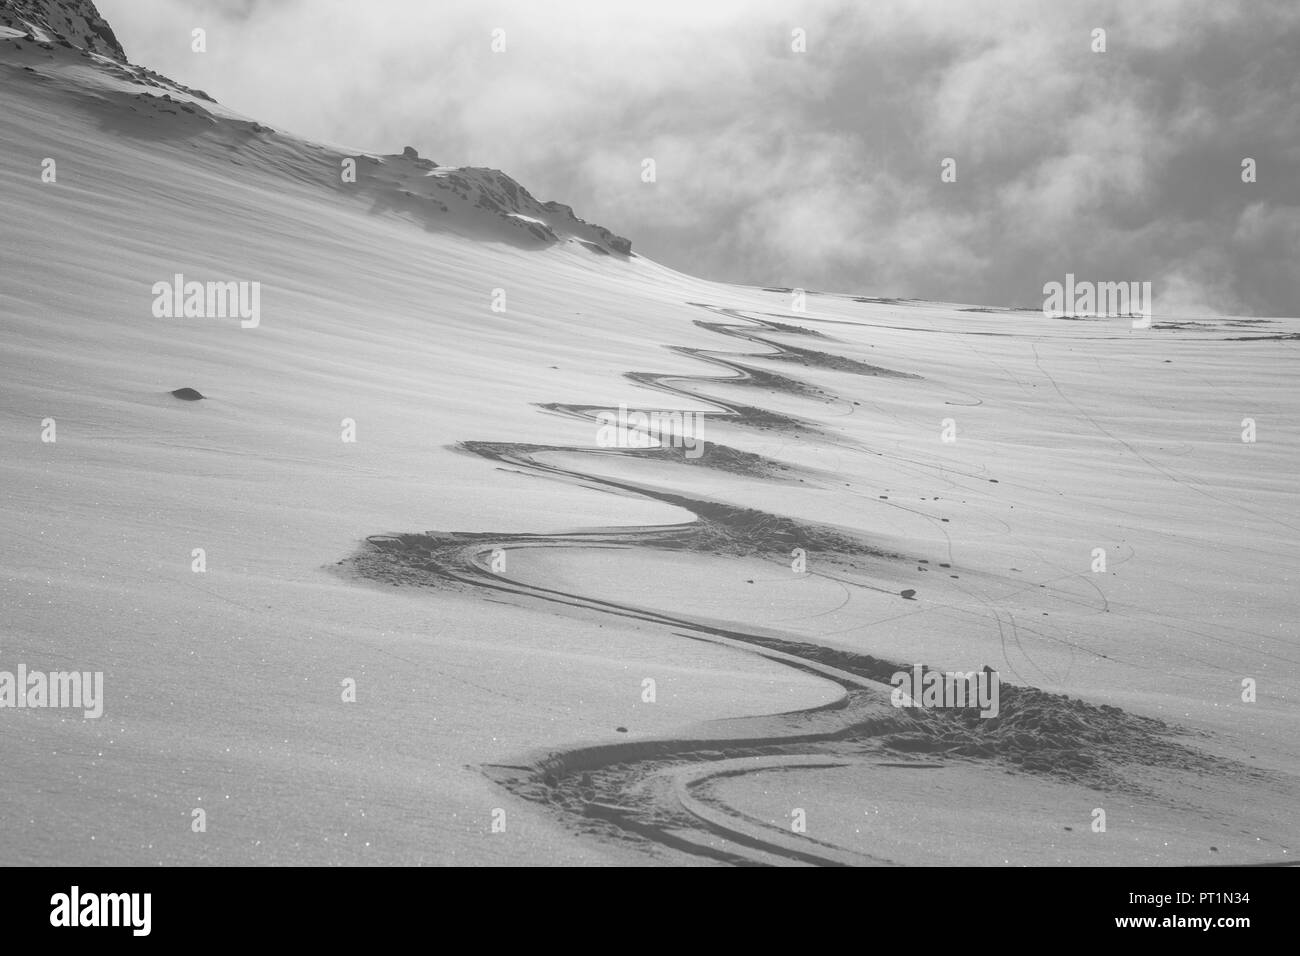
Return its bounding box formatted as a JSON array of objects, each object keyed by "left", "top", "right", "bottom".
[{"left": 343, "top": 303, "right": 1278, "bottom": 866}]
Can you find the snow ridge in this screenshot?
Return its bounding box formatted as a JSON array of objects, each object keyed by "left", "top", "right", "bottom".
[{"left": 0, "top": 0, "right": 632, "bottom": 256}]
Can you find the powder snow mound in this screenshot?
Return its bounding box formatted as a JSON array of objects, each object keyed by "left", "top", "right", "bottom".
[{"left": 1, "top": 0, "right": 125, "bottom": 61}]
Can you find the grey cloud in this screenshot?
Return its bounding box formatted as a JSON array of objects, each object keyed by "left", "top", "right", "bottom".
[{"left": 98, "top": 0, "right": 1300, "bottom": 314}]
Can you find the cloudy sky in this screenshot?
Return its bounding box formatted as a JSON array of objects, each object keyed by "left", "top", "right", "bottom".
[{"left": 97, "top": 0, "right": 1299, "bottom": 316}]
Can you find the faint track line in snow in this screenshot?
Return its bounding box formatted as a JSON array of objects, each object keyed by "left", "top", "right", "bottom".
[{"left": 1031, "top": 345, "right": 1300, "bottom": 534}]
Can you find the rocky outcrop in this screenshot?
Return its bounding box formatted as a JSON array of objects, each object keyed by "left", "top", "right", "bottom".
[{"left": 0, "top": 0, "right": 126, "bottom": 61}]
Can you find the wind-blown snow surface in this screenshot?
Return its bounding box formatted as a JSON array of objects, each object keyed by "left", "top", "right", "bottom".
[{"left": 2, "top": 27, "right": 1298, "bottom": 866}]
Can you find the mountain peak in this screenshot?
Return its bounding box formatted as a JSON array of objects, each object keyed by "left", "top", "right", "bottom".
[{"left": 0, "top": 0, "right": 125, "bottom": 61}]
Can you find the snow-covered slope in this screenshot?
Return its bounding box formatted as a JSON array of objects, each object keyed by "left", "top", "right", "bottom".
[{"left": 1, "top": 5, "right": 1297, "bottom": 866}]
